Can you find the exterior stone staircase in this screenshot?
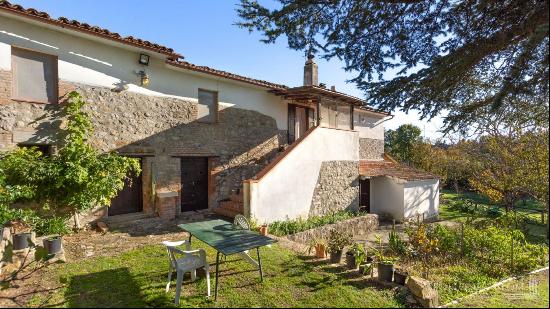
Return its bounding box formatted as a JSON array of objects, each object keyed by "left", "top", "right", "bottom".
[
  {"left": 213, "top": 143, "right": 289, "bottom": 219},
  {"left": 213, "top": 193, "right": 244, "bottom": 219}
]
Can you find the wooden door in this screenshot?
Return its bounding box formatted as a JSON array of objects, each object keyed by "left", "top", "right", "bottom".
[
  {"left": 359, "top": 178, "right": 371, "bottom": 213},
  {"left": 180, "top": 157, "right": 209, "bottom": 212},
  {"left": 109, "top": 158, "right": 143, "bottom": 216}
]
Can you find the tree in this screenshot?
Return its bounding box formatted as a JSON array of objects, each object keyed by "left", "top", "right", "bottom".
[
  {"left": 0, "top": 92, "right": 141, "bottom": 229},
  {"left": 467, "top": 132, "right": 549, "bottom": 212},
  {"left": 385, "top": 124, "right": 422, "bottom": 164},
  {"left": 237, "top": 0, "right": 549, "bottom": 133}
]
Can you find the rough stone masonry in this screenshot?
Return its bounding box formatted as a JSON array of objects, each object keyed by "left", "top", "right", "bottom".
[{"left": 0, "top": 72, "right": 287, "bottom": 222}]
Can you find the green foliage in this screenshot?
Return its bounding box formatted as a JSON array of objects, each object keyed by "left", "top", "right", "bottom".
[
  {"left": 385, "top": 124, "right": 422, "bottom": 164},
  {"left": 388, "top": 227, "right": 407, "bottom": 256},
  {"left": 370, "top": 234, "right": 399, "bottom": 265},
  {"left": 407, "top": 221, "right": 548, "bottom": 278},
  {"left": 268, "top": 210, "right": 363, "bottom": 236},
  {"left": 32, "top": 216, "right": 70, "bottom": 236},
  {"left": 0, "top": 204, "right": 69, "bottom": 236},
  {"left": 237, "top": 0, "right": 549, "bottom": 134},
  {"left": 327, "top": 229, "right": 353, "bottom": 253},
  {"left": 0, "top": 91, "right": 141, "bottom": 229},
  {"left": 348, "top": 243, "right": 367, "bottom": 266}
]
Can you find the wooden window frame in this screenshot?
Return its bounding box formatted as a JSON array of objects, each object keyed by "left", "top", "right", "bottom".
[
  {"left": 197, "top": 88, "right": 219, "bottom": 123},
  {"left": 11, "top": 46, "right": 59, "bottom": 105}
]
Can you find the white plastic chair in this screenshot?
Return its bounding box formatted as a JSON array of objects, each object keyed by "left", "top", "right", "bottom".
[{"left": 162, "top": 240, "right": 211, "bottom": 305}]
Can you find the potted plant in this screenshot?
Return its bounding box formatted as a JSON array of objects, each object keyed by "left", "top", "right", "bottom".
[
  {"left": 259, "top": 224, "right": 268, "bottom": 236},
  {"left": 371, "top": 235, "right": 398, "bottom": 282},
  {"left": 345, "top": 243, "right": 366, "bottom": 270},
  {"left": 327, "top": 229, "right": 353, "bottom": 264},
  {"left": 41, "top": 217, "right": 69, "bottom": 255},
  {"left": 9, "top": 220, "right": 32, "bottom": 251},
  {"left": 307, "top": 237, "right": 328, "bottom": 259},
  {"left": 394, "top": 267, "right": 408, "bottom": 285}
]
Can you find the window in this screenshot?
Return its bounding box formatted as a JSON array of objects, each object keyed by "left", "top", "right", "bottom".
[
  {"left": 12, "top": 47, "right": 58, "bottom": 104},
  {"left": 319, "top": 101, "right": 353, "bottom": 130},
  {"left": 197, "top": 89, "right": 218, "bottom": 123}
]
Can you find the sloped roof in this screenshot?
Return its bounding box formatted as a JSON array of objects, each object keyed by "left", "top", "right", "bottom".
[
  {"left": 0, "top": 0, "right": 290, "bottom": 90},
  {"left": 167, "top": 59, "right": 287, "bottom": 90},
  {"left": 0, "top": 0, "right": 181, "bottom": 58},
  {"left": 359, "top": 159, "right": 439, "bottom": 182}
]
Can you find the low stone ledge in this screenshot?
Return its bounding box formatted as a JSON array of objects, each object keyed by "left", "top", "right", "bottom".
[{"left": 285, "top": 214, "right": 379, "bottom": 244}]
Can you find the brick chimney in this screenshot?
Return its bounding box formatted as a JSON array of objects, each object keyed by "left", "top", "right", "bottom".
[{"left": 303, "top": 54, "right": 318, "bottom": 86}]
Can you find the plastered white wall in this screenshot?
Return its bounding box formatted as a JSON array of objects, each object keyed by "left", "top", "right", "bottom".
[
  {"left": 404, "top": 179, "right": 440, "bottom": 219},
  {"left": 0, "top": 41, "right": 10, "bottom": 70},
  {"left": 353, "top": 110, "right": 385, "bottom": 140},
  {"left": 249, "top": 127, "right": 359, "bottom": 223},
  {"left": 0, "top": 14, "right": 288, "bottom": 129},
  {"left": 370, "top": 176, "right": 404, "bottom": 220}
]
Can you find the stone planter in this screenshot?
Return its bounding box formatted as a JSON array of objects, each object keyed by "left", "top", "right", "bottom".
[
  {"left": 329, "top": 250, "right": 342, "bottom": 263},
  {"left": 314, "top": 244, "right": 327, "bottom": 259},
  {"left": 43, "top": 236, "right": 63, "bottom": 255},
  {"left": 377, "top": 262, "right": 394, "bottom": 282},
  {"left": 12, "top": 232, "right": 32, "bottom": 250},
  {"left": 345, "top": 252, "right": 358, "bottom": 270}
]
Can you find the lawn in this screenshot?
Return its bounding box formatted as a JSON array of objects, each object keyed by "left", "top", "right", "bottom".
[
  {"left": 449, "top": 270, "right": 549, "bottom": 308},
  {"left": 29, "top": 241, "right": 406, "bottom": 308},
  {"left": 439, "top": 190, "right": 548, "bottom": 242}
]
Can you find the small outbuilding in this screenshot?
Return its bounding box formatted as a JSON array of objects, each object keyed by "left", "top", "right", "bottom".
[{"left": 359, "top": 157, "right": 440, "bottom": 222}]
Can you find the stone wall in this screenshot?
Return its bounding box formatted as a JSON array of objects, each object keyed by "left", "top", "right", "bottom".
[
  {"left": 285, "top": 214, "right": 379, "bottom": 244},
  {"left": 309, "top": 161, "right": 359, "bottom": 217},
  {"left": 0, "top": 71, "right": 287, "bottom": 222},
  {"left": 359, "top": 138, "right": 384, "bottom": 160}
]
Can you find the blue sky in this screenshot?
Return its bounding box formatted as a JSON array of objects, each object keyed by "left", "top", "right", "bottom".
[{"left": 13, "top": 0, "right": 444, "bottom": 138}]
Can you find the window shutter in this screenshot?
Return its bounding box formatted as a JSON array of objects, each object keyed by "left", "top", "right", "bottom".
[
  {"left": 198, "top": 89, "right": 218, "bottom": 123},
  {"left": 12, "top": 48, "right": 57, "bottom": 103}
]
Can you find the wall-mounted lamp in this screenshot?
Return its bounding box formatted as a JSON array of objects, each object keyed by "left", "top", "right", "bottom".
[
  {"left": 139, "top": 53, "right": 150, "bottom": 66},
  {"left": 138, "top": 70, "right": 150, "bottom": 86}
]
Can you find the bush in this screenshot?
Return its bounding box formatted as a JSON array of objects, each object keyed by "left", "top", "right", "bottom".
[
  {"left": 268, "top": 210, "right": 364, "bottom": 236},
  {"left": 327, "top": 229, "right": 353, "bottom": 253},
  {"left": 0, "top": 204, "right": 70, "bottom": 236}
]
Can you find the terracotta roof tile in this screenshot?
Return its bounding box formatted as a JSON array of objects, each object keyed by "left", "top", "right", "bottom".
[
  {"left": 167, "top": 59, "right": 288, "bottom": 90},
  {"left": 360, "top": 159, "right": 439, "bottom": 182},
  {"left": 0, "top": 0, "right": 181, "bottom": 57}
]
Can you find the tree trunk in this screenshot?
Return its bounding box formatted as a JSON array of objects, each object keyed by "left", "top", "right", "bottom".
[
  {"left": 72, "top": 211, "right": 81, "bottom": 230},
  {"left": 453, "top": 180, "right": 460, "bottom": 194}
]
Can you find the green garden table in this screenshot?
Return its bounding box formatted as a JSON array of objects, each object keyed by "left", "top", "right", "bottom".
[{"left": 178, "top": 219, "right": 277, "bottom": 300}]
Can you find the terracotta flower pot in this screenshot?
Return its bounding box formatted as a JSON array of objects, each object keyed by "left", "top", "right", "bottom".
[
  {"left": 259, "top": 225, "right": 268, "bottom": 236},
  {"left": 314, "top": 244, "right": 327, "bottom": 259}
]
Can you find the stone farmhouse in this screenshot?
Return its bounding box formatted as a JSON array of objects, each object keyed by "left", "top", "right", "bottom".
[{"left": 0, "top": 1, "right": 439, "bottom": 226}]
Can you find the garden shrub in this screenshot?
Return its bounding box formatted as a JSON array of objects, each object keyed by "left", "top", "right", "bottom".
[
  {"left": 406, "top": 221, "right": 547, "bottom": 278},
  {"left": 268, "top": 210, "right": 365, "bottom": 236}
]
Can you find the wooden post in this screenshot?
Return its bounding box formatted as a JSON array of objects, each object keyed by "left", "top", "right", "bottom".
[{"left": 460, "top": 223, "right": 465, "bottom": 257}]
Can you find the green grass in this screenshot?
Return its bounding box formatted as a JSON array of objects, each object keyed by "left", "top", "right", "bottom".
[
  {"left": 449, "top": 270, "right": 549, "bottom": 308},
  {"left": 268, "top": 210, "right": 364, "bottom": 237},
  {"left": 29, "top": 241, "right": 405, "bottom": 308},
  {"left": 439, "top": 190, "right": 548, "bottom": 242}
]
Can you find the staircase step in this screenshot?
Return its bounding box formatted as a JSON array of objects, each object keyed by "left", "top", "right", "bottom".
[
  {"left": 105, "top": 215, "right": 163, "bottom": 230},
  {"left": 213, "top": 206, "right": 241, "bottom": 219},
  {"left": 103, "top": 212, "right": 150, "bottom": 224}
]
